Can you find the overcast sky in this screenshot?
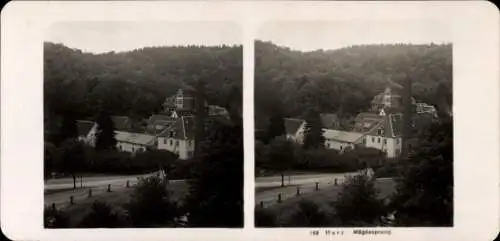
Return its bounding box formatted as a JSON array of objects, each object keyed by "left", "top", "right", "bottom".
[
  {"left": 258, "top": 20, "right": 452, "bottom": 51},
  {"left": 46, "top": 22, "right": 242, "bottom": 53}
]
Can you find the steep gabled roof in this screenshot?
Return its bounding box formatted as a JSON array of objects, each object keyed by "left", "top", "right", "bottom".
[
  {"left": 147, "top": 114, "right": 177, "bottom": 125},
  {"left": 111, "top": 116, "right": 131, "bottom": 131},
  {"left": 320, "top": 113, "right": 339, "bottom": 129},
  {"left": 365, "top": 113, "right": 403, "bottom": 138},
  {"left": 386, "top": 113, "right": 403, "bottom": 138},
  {"left": 145, "top": 114, "right": 177, "bottom": 135},
  {"left": 353, "top": 112, "right": 384, "bottom": 133},
  {"left": 76, "top": 120, "right": 95, "bottom": 137},
  {"left": 284, "top": 118, "right": 305, "bottom": 135},
  {"left": 115, "top": 131, "right": 155, "bottom": 146},
  {"left": 323, "top": 129, "right": 365, "bottom": 143},
  {"left": 157, "top": 116, "right": 195, "bottom": 140}
]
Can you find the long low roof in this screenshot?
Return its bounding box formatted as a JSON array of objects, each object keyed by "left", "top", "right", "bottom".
[
  {"left": 323, "top": 129, "right": 365, "bottom": 143},
  {"left": 115, "top": 131, "right": 155, "bottom": 146}
]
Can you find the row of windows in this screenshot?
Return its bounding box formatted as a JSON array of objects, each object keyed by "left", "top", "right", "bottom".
[
  {"left": 366, "top": 136, "right": 401, "bottom": 145},
  {"left": 161, "top": 139, "right": 194, "bottom": 147},
  {"left": 325, "top": 143, "right": 348, "bottom": 151},
  {"left": 118, "top": 145, "right": 145, "bottom": 153}
]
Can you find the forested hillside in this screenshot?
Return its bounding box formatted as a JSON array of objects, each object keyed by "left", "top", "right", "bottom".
[
  {"left": 44, "top": 42, "right": 242, "bottom": 131},
  {"left": 254, "top": 40, "right": 452, "bottom": 129}
]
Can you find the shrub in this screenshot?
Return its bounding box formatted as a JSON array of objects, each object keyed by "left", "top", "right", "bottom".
[
  {"left": 255, "top": 207, "right": 277, "bottom": 227},
  {"left": 78, "top": 200, "right": 128, "bottom": 228},
  {"left": 124, "top": 175, "right": 179, "bottom": 227},
  {"left": 283, "top": 199, "right": 331, "bottom": 227},
  {"left": 44, "top": 206, "right": 70, "bottom": 228},
  {"left": 332, "top": 174, "right": 385, "bottom": 226}
]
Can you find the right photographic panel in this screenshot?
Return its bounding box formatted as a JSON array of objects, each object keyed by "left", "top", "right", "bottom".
[{"left": 254, "top": 21, "right": 453, "bottom": 227}]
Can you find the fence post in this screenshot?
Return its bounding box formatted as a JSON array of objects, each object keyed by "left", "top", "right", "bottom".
[
  {"left": 126, "top": 180, "right": 130, "bottom": 188},
  {"left": 70, "top": 196, "right": 74, "bottom": 205},
  {"left": 277, "top": 193, "right": 282, "bottom": 203},
  {"left": 296, "top": 186, "right": 300, "bottom": 196},
  {"left": 334, "top": 178, "right": 338, "bottom": 186},
  {"left": 107, "top": 184, "right": 111, "bottom": 192},
  {"left": 315, "top": 182, "right": 319, "bottom": 191}
]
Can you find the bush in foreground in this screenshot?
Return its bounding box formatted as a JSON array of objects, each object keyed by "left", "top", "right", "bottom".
[
  {"left": 44, "top": 206, "right": 70, "bottom": 228},
  {"left": 124, "top": 176, "right": 179, "bottom": 227},
  {"left": 282, "top": 199, "right": 331, "bottom": 227},
  {"left": 332, "top": 174, "right": 385, "bottom": 226},
  {"left": 255, "top": 207, "right": 277, "bottom": 227},
  {"left": 78, "top": 200, "right": 128, "bottom": 228}
]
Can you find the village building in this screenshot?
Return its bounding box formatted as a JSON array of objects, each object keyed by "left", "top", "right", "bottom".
[
  {"left": 76, "top": 116, "right": 133, "bottom": 147},
  {"left": 145, "top": 114, "right": 177, "bottom": 135},
  {"left": 362, "top": 113, "right": 403, "bottom": 158},
  {"left": 115, "top": 131, "right": 156, "bottom": 154},
  {"left": 75, "top": 87, "right": 231, "bottom": 159},
  {"left": 370, "top": 86, "right": 416, "bottom": 114},
  {"left": 76, "top": 120, "right": 98, "bottom": 146},
  {"left": 157, "top": 116, "right": 195, "bottom": 160},
  {"left": 323, "top": 129, "right": 365, "bottom": 153},
  {"left": 284, "top": 118, "right": 306, "bottom": 144}
]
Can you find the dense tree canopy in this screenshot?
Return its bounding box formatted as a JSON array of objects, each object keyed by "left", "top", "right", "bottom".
[
  {"left": 44, "top": 42, "right": 243, "bottom": 135},
  {"left": 390, "top": 117, "right": 453, "bottom": 226},
  {"left": 255, "top": 40, "right": 452, "bottom": 129},
  {"left": 184, "top": 118, "right": 244, "bottom": 227}
]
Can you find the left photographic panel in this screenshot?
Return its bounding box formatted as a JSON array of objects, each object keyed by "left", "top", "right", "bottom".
[{"left": 43, "top": 21, "right": 243, "bottom": 228}]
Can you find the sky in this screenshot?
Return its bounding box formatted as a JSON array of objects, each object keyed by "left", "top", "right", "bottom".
[
  {"left": 257, "top": 20, "right": 452, "bottom": 51},
  {"left": 46, "top": 21, "right": 242, "bottom": 53}
]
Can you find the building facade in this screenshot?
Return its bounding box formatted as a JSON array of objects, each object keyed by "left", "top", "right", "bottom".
[
  {"left": 115, "top": 131, "right": 156, "bottom": 154},
  {"left": 323, "top": 129, "right": 365, "bottom": 153},
  {"left": 157, "top": 116, "right": 195, "bottom": 160}
]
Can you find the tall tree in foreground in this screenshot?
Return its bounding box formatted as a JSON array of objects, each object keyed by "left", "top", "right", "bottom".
[
  {"left": 95, "top": 110, "right": 117, "bottom": 151},
  {"left": 267, "top": 135, "right": 294, "bottom": 187},
  {"left": 185, "top": 119, "right": 243, "bottom": 227},
  {"left": 390, "top": 117, "right": 453, "bottom": 226},
  {"left": 303, "top": 108, "right": 325, "bottom": 149},
  {"left": 58, "top": 139, "right": 86, "bottom": 189},
  {"left": 265, "top": 113, "right": 286, "bottom": 144}
]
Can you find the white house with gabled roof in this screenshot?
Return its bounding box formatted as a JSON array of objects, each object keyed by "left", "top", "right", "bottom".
[
  {"left": 323, "top": 129, "right": 365, "bottom": 153},
  {"left": 157, "top": 116, "right": 195, "bottom": 160}
]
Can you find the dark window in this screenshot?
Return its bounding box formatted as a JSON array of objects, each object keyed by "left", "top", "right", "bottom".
[
  {"left": 378, "top": 137, "right": 381, "bottom": 143},
  {"left": 163, "top": 139, "right": 166, "bottom": 144},
  {"left": 340, "top": 146, "right": 343, "bottom": 150},
  {"left": 384, "top": 139, "right": 387, "bottom": 144},
  {"left": 372, "top": 137, "right": 375, "bottom": 142},
  {"left": 169, "top": 140, "right": 173, "bottom": 146}
]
